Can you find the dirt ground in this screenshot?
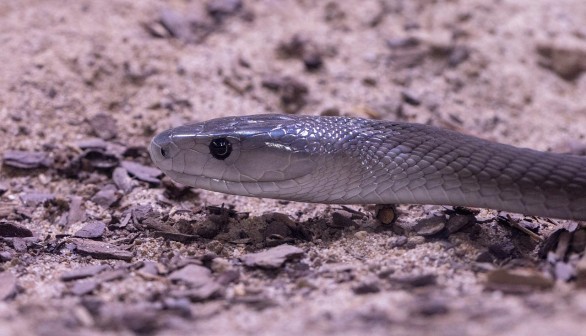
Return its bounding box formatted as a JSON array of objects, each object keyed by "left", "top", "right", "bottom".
[{"left": 1, "top": 0, "right": 586, "bottom": 335}]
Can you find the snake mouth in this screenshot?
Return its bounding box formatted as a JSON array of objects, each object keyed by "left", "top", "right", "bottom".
[{"left": 163, "top": 169, "right": 307, "bottom": 198}]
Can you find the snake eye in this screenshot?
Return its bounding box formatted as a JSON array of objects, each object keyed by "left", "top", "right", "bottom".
[
  {"left": 160, "top": 146, "right": 169, "bottom": 158},
  {"left": 209, "top": 138, "right": 232, "bottom": 160}
]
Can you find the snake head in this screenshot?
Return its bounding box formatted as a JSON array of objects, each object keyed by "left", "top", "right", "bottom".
[{"left": 149, "top": 114, "right": 319, "bottom": 195}]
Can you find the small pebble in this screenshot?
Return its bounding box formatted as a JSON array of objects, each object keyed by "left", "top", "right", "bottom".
[{"left": 387, "top": 236, "right": 407, "bottom": 248}]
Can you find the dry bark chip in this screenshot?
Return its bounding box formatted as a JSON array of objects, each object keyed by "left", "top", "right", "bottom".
[
  {"left": 112, "top": 167, "right": 135, "bottom": 193},
  {"left": 76, "top": 138, "right": 108, "bottom": 151},
  {"left": 330, "top": 211, "right": 357, "bottom": 229},
  {"left": 137, "top": 261, "right": 160, "bottom": 278},
  {"left": 413, "top": 215, "right": 446, "bottom": 236},
  {"left": 60, "top": 264, "right": 110, "bottom": 281},
  {"left": 170, "top": 282, "right": 222, "bottom": 302},
  {"left": 81, "top": 150, "right": 120, "bottom": 170},
  {"left": 90, "top": 184, "right": 120, "bottom": 208},
  {"left": 121, "top": 160, "right": 162, "bottom": 184},
  {"left": 67, "top": 196, "right": 85, "bottom": 226},
  {"left": 2, "top": 150, "right": 52, "bottom": 169},
  {"left": 74, "top": 221, "right": 107, "bottom": 239},
  {"left": 241, "top": 244, "right": 304, "bottom": 269},
  {"left": 0, "top": 272, "right": 17, "bottom": 300},
  {"left": 161, "top": 176, "right": 192, "bottom": 199},
  {"left": 88, "top": 113, "right": 118, "bottom": 140},
  {"left": 168, "top": 264, "right": 214, "bottom": 287},
  {"left": 0, "top": 220, "right": 33, "bottom": 237},
  {"left": 69, "top": 238, "right": 133, "bottom": 261},
  {"left": 96, "top": 269, "right": 127, "bottom": 283},
  {"left": 71, "top": 280, "right": 99, "bottom": 296},
  {"left": 446, "top": 214, "right": 475, "bottom": 233},
  {"left": 485, "top": 269, "right": 554, "bottom": 293},
  {"left": 20, "top": 192, "right": 55, "bottom": 207}
]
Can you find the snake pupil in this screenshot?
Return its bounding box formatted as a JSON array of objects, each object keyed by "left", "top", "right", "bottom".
[
  {"left": 209, "top": 138, "right": 232, "bottom": 160},
  {"left": 160, "top": 147, "right": 169, "bottom": 158}
]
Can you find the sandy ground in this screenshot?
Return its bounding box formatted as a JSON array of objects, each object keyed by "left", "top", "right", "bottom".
[{"left": 1, "top": 0, "right": 586, "bottom": 335}]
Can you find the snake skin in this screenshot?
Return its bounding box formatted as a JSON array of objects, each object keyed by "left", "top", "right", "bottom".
[{"left": 149, "top": 115, "right": 586, "bottom": 220}]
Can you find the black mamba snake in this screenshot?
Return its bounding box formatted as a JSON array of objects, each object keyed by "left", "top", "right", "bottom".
[{"left": 149, "top": 114, "right": 586, "bottom": 220}]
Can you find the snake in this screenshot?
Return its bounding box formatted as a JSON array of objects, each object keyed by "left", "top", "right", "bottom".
[{"left": 149, "top": 114, "right": 586, "bottom": 220}]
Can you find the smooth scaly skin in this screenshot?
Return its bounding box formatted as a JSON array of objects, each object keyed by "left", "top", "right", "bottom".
[{"left": 149, "top": 114, "right": 586, "bottom": 220}]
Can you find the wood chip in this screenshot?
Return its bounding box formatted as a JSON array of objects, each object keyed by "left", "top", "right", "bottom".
[
  {"left": 90, "top": 184, "right": 120, "bottom": 208},
  {"left": 68, "top": 238, "right": 133, "bottom": 261},
  {"left": 168, "top": 264, "right": 214, "bottom": 288},
  {"left": 67, "top": 196, "right": 85, "bottom": 226},
  {"left": 485, "top": 269, "right": 554, "bottom": 293},
  {"left": 60, "top": 265, "right": 110, "bottom": 281},
  {"left": 71, "top": 280, "right": 99, "bottom": 296},
  {"left": 413, "top": 215, "right": 446, "bottom": 236},
  {"left": 446, "top": 214, "right": 475, "bottom": 233},
  {"left": 330, "top": 211, "right": 357, "bottom": 228},
  {"left": 0, "top": 220, "right": 33, "bottom": 237},
  {"left": 169, "top": 282, "right": 222, "bottom": 302},
  {"left": 112, "top": 167, "right": 136, "bottom": 193},
  {"left": 74, "top": 221, "right": 107, "bottom": 239},
  {"left": 20, "top": 192, "right": 55, "bottom": 207},
  {"left": 81, "top": 150, "right": 120, "bottom": 170},
  {"left": 121, "top": 161, "right": 162, "bottom": 184},
  {"left": 2, "top": 150, "right": 52, "bottom": 169},
  {"left": 76, "top": 138, "right": 108, "bottom": 151},
  {"left": 241, "top": 244, "right": 304, "bottom": 269}
]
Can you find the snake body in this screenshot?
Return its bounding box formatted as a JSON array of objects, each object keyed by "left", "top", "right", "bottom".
[{"left": 149, "top": 114, "right": 586, "bottom": 220}]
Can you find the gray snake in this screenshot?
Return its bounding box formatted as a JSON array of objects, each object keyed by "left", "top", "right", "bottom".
[{"left": 149, "top": 114, "right": 586, "bottom": 220}]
